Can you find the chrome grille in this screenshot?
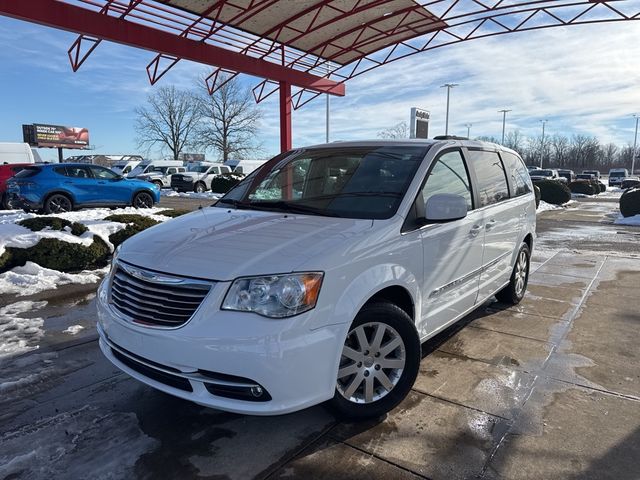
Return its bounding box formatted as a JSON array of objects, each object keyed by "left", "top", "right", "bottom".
[{"left": 110, "top": 262, "right": 212, "bottom": 327}]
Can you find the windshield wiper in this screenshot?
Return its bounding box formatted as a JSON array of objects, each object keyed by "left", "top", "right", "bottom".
[{"left": 247, "top": 200, "right": 342, "bottom": 217}]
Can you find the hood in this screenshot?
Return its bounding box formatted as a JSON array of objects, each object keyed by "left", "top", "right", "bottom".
[{"left": 118, "top": 207, "right": 373, "bottom": 281}]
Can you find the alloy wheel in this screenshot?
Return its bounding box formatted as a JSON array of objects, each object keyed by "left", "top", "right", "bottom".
[
  {"left": 337, "top": 322, "right": 406, "bottom": 404},
  {"left": 514, "top": 250, "right": 528, "bottom": 297},
  {"left": 48, "top": 195, "right": 71, "bottom": 213},
  {"left": 134, "top": 193, "right": 153, "bottom": 208}
]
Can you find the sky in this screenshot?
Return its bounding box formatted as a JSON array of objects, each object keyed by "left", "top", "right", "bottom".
[{"left": 0, "top": 13, "right": 639, "bottom": 162}]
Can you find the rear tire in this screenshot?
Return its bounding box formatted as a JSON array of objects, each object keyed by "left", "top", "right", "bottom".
[
  {"left": 44, "top": 193, "right": 73, "bottom": 214},
  {"left": 133, "top": 191, "right": 154, "bottom": 208},
  {"left": 329, "top": 302, "right": 420, "bottom": 419},
  {"left": 496, "top": 243, "right": 530, "bottom": 305}
]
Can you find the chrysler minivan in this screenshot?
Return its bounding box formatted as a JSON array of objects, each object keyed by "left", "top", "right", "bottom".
[{"left": 97, "top": 139, "right": 536, "bottom": 418}]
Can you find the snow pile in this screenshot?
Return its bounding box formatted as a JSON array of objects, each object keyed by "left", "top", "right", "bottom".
[
  {"left": 162, "top": 190, "right": 222, "bottom": 200},
  {"left": 614, "top": 214, "right": 640, "bottom": 226},
  {"left": 62, "top": 325, "right": 85, "bottom": 335},
  {"left": 0, "top": 262, "right": 109, "bottom": 297},
  {"left": 0, "top": 406, "right": 159, "bottom": 480},
  {"left": 0, "top": 301, "right": 47, "bottom": 359},
  {"left": 536, "top": 201, "right": 563, "bottom": 213},
  {"left": 0, "top": 206, "right": 171, "bottom": 255}
]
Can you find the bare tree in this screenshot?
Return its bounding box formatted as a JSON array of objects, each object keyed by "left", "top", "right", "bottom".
[
  {"left": 135, "top": 86, "right": 200, "bottom": 159},
  {"left": 195, "top": 75, "right": 262, "bottom": 163},
  {"left": 504, "top": 130, "right": 525, "bottom": 153},
  {"left": 550, "top": 134, "right": 570, "bottom": 167},
  {"left": 378, "top": 121, "right": 409, "bottom": 139}
]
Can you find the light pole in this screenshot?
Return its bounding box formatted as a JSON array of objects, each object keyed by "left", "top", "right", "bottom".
[
  {"left": 539, "top": 119, "right": 548, "bottom": 168},
  {"left": 498, "top": 109, "right": 511, "bottom": 144},
  {"left": 632, "top": 114, "right": 639, "bottom": 175},
  {"left": 441, "top": 83, "right": 458, "bottom": 135},
  {"left": 465, "top": 123, "right": 472, "bottom": 138}
]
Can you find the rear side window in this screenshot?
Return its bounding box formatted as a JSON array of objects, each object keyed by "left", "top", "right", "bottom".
[
  {"left": 421, "top": 150, "right": 473, "bottom": 211},
  {"left": 468, "top": 150, "right": 510, "bottom": 207},
  {"left": 501, "top": 151, "right": 532, "bottom": 197},
  {"left": 14, "top": 167, "right": 41, "bottom": 178},
  {"left": 64, "top": 166, "right": 92, "bottom": 178}
]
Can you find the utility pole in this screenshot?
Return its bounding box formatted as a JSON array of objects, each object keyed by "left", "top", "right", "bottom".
[
  {"left": 632, "top": 114, "right": 639, "bottom": 175},
  {"left": 465, "top": 123, "right": 472, "bottom": 138},
  {"left": 441, "top": 83, "right": 458, "bottom": 135},
  {"left": 539, "top": 119, "right": 548, "bottom": 168},
  {"left": 498, "top": 109, "right": 511, "bottom": 144}
]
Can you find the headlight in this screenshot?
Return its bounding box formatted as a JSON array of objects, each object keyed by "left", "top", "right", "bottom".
[
  {"left": 222, "top": 273, "right": 323, "bottom": 318},
  {"left": 110, "top": 244, "right": 121, "bottom": 271}
]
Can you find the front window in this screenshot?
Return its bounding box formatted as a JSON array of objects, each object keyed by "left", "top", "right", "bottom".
[
  {"left": 89, "top": 166, "right": 119, "bottom": 179},
  {"left": 218, "top": 146, "right": 429, "bottom": 219},
  {"left": 188, "top": 165, "right": 210, "bottom": 173}
]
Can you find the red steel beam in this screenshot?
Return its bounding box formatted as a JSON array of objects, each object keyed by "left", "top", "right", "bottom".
[
  {"left": 0, "top": 0, "right": 345, "bottom": 96},
  {"left": 279, "top": 81, "right": 292, "bottom": 153}
]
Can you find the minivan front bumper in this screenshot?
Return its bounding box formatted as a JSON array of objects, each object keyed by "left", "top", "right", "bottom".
[{"left": 96, "top": 277, "right": 344, "bottom": 415}]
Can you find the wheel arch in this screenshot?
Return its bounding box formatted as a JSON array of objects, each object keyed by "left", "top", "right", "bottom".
[{"left": 44, "top": 189, "right": 75, "bottom": 206}]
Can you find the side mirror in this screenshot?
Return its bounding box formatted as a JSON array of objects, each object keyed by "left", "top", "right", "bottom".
[{"left": 425, "top": 193, "right": 468, "bottom": 222}]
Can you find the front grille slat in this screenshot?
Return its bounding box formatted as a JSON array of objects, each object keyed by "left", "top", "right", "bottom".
[{"left": 110, "top": 263, "right": 212, "bottom": 328}]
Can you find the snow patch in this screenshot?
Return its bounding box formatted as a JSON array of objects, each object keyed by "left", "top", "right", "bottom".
[
  {"left": 62, "top": 325, "right": 85, "bottom": 335},
  {"left": 0, "top": 406, "right": 159, "bottom": 480},
  {"left": 536, "top": 200, "right": 563, "bottom": 213},
  {"left": 161, "top": 190, "right": 222, "bottom": 200},
  {"left": 614, "top": 213, "right": 640, "bottom": 226},
  {"left": 0, "top": 262, "right": 109, "bottom": 297},
  {"left": 0, "top": 301, "right": 47, "bottom": 359}
]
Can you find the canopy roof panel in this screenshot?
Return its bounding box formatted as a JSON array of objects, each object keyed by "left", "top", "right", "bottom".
[{"left": 163, "top": 0, "right": 446, "bottom": 65}]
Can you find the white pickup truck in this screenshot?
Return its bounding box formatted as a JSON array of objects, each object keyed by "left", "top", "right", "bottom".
[{"left": 170, "top": 163, "right": 232, "bottom": 192}]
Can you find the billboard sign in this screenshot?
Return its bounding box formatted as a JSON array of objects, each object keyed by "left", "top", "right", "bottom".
[
  {"left": 22, "top": 123, "right": 90, "bottom": 149},
  {"left": 409, "top": 108, "right": 430, "bottom": 139}
]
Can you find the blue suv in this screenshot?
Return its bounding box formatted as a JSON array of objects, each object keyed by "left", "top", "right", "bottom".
[{"left": 6, "top": 163, "right": 161, "bottom": 214}]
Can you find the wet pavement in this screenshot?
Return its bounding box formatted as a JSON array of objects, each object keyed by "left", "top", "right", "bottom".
[{"left": 1, "top": 196, "right": 639, "bottom": 479}]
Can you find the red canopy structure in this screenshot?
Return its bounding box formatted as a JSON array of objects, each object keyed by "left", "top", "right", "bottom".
[{"left": 1, "top": 0, "right": 639, "bottom": 152}]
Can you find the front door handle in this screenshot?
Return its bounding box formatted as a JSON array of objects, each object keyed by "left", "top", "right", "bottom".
[{"left": 485, "top": 219, "right": 497, "bottom": 230}]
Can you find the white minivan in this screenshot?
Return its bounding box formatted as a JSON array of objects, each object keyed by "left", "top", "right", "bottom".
[{"left": 97, "top": 139, "right": 536, "bottom": 418}]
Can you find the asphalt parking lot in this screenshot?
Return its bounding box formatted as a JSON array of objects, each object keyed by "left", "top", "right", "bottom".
[{"left": 0, "top": 196, "right": 638, "bottom": 480}]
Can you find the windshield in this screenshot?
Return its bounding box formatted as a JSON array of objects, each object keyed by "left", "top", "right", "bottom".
[
  {"left": 537, "top": 170, "right": 554, "bottom": 176},
  {"left": 129, "top": 164, "right": 149, "bottom": 177},
  {"left": 217, "top": 146, "right": 429, "bottom": 220},
  {"left": 610, "top": 171, "right": 626, "bottom": 177},
  {"left": 188, "top": 165, "right": 210, "bottom": 173}
]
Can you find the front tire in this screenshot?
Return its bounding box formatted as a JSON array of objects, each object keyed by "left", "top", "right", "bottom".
[
  {"left": 44, "top": 193, "right": 73, "bottom": 214},
  {"left": 496, "top": 243, "right": 530, "bottom": 305},
  {"left": 194, "top": 182, "right": 206, "bottom": 193},
  {"left": 133, "top": 191, "right": 154, "bottom": 208},
  {"left": 329, "top": 302, "right": 420, "bottom": 419},
  {"left": 153, "top": 180, "right": 163, "bottom": 188}
]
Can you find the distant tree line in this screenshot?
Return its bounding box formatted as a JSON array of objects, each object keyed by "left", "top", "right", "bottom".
[{"left": 478, "top": 131, "right": 636, "bottom": 171}]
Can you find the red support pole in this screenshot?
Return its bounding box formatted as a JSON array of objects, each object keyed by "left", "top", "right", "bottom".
[{"left": 279, "top": 81, "right": 292, "bottom": 153}]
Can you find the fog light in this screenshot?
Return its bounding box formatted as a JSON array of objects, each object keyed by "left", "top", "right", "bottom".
[{"left": 250, "top": 386, "right": 264, "bottom": 398}]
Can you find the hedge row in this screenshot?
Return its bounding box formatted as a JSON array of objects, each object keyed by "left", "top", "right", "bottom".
[
  {"left": 18, "top": 217, "right": 88, "bottom": 236},
  {"left": 620, "top": 187, "right": 640, "bottom": 218},
  {"left": 211, "top": 172, "right": 244, "bottom": 193},
  {"left": 533, "top": 180, "right": 571, "bottom": 205},
  {"left": 105, "top": 214, "right": 160, "bottom": 249},
  {"left": 568, "top": 181, "right": 605, "bottom": 196}
]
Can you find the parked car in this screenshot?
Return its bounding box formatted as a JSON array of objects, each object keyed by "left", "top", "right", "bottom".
[
  {"left": 527, "top": 165, "right": 541, "bottom": 172},
  {"left": 224, "top": 159, "right": 267, "bottom": 175},
  {"left": 126, "top": 160, "right": 184, "bottom": 178},
  {"left": 556, "top": 169, "right": 575, "bottom": 183},
  {"left": 0, "top": 163, "right": 31, "bottom": 208},
  {"left": 530, "top": 169, "right": 564, "bottom": 183},
  {"left": 575, "top": 173, "right": 595, "bottom": 181},
  {"left": 97, "top": 139, "right": 536, "bottom": 418},
  {"left": 582, "top": 170, "right": 601, "bottom": 180},
  {"left": 0, "top": 142, "right": 36, "bottom": 165},
  {"left": 621, "top": 176, "right": 640, "bottom": 190},
  {"left": 171, "top": 162, "right": 232, "bottom": 193},
  {"left": 6, "top": 163, "right": 160, "bottom": 213},
  {"left": 608, "top": 168, "right": 630, "bottom": 187},
  {"left": 136, "top": 165, "right": 187, "bottom": 188}
]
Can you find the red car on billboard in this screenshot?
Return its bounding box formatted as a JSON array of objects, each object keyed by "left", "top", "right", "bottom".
[{"left": 0, "top": 163, "right": 31, "bottom": 208}]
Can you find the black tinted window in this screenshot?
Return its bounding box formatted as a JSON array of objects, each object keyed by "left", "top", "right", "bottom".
[
  {"left": 65, "top": 166, "right": 91, "bottom": 178},
  {"left": 468, "top": 150, "right": 510, "bottom": 207},
  {"left": 502, "top": 151, "right": 532, "bottom": 197},
  {"left": 89, "top": 166, "right": 118, "bottom": 179},
  {"left": 422, "top": 150, "right": 473, "bottom": 210},
  {"left": 14, "top": 167, "right": 41, "bottom": 178}
]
